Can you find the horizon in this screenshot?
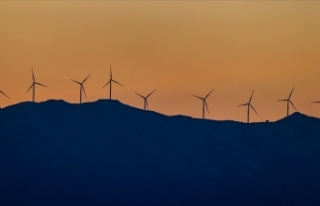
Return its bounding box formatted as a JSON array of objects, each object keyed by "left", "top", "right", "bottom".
[
  {"left": 1, "top": 98, "right": 316, "bottom": 123},
  {"left": 1, "top": 1, "right": 320, "bottom": 122}
]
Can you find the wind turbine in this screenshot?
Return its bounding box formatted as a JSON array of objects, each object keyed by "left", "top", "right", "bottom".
[
  {"left": 71, "top": 74, "right": 91, "bottom": 104},
  {"left": 135, "top": 89, "right": 156, "bottom": 110},
  {"left": 193, "top": 89, "right": 213, "bottom": 119},
  {"left": 26, "top": 68, "right": 48, "bottom": 102},
  {"left": 278, "top": 87, "right": 297, "bottom": 117},
  {"left": 238, "top": 90, "right": 258, "bottom": 123},
  {"left": 102, "top": 65, "right": 123, "bottom": 100}
]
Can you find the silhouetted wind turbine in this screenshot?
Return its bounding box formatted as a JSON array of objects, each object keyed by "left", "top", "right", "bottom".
[
  {"left": 278, "top": 87, "right": 297, "bottom": 117},
  {"left": 102, "top": 65, "right": 123, "bottom": 100},
  {"left": 135, "top": 89, "right": 156, "bottom": 110},
  {"left": 71, "top": 74, "right": 91, "bottom": 104},
  {"left": 193, "top": 89, "right": 213, "bottom": 119},
  {"left": 239, "top": 90, "right": 258, "bottom": 123},
  {"left": 26, "top": 68, "right": 48, "bottom": 102}
]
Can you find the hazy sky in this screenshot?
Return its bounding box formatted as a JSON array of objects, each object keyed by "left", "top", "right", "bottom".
[{"left": 1, "top": 1, "right": 320, "bottom": 122}]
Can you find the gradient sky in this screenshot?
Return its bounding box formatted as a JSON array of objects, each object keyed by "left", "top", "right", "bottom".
[{"left": 1, "top": 1, "right": 320, "bottom": 122}]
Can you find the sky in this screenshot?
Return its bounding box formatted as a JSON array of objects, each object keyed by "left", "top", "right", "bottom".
[{"left": 0, "top": 1, "right": 320, "bottom": 122}]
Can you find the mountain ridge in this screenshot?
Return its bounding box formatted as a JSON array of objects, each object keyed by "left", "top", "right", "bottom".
[
  {"left": 1, "top": 98, "right": 316, "bottom": 123},
  {"left": 0, "top": 99, "right": 320, "bottom": 205}
]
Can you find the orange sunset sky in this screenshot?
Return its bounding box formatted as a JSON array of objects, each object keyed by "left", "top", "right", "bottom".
[{"left": 0, "top": 1, "right": 320, "bottom": 122}]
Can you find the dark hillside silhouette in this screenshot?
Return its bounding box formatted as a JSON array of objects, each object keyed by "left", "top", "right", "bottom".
[{"left": 0, "top": 100, "right": 320, "bottom": 205}]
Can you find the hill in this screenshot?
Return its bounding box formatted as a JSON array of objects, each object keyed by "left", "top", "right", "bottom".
[{"left": 1, "top": 100, "right": 320, "bottom": 205}]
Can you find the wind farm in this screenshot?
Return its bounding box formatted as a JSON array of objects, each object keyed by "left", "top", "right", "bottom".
[
  {"left": 1, "top": 1, "right": 319, "bottom": 122},
  {"left": 2, "top": 69, "right": 320, "bottom": 121},
  {"left": 1, "top": 1, "right": 320, "bottom": 205}
]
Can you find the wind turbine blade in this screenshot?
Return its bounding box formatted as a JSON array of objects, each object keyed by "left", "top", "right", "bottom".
[
  {"left": 112, "top": 80, "right": 124, "bottom": 87},
  {"left": 26, "top": 84, "right": 34, "bottom": 93},
  {"left": 277, "top": 99, "right": 288, "bottom": 102},
  {"left": 147, "top": 89, "right": 156, "bottom": 98},
  {"left": 102, "top": 80, "right": 111, "bottom": 88},
  {"left": 82, "top": 86, "right": 87, "bottom": 99},
  {"left": 238, "top": 103, "right": 248, "bottom": 106},
  {"left": 31, "top": 68, "right": 35, "bottom": 82},
  {"left": 250, "top": 104, "right": 258, "bottom": 115},
  {"left": 289, "top": 86, "right": 294, "bottom": 99},
  {"left": 35, "top": 82, "right": 48, "bottom": 88},
  {"left": 312, "top": 101, "right": 320, "bottom": 104},
  {"left": 249, "top": 90, "right": 254, "bottom": 103},
  {"left": 146, "top": 100, "right": 149, "bottom": 110},
  {"left": 82, "top": 73, "right": 91, "bottom": 84},
  {"left": 71, "top": 79, "right": 81, "bottom": 84},
  {"left": 204, "top": 101, "right": 209, "bottom": 113},
  {"left": 110, "top": 65, "right": 112, "bottom": 79},
  {"left": 205, "top": 89, "right": 214, "bottom": 99},
  {"left": 135, "top": 92, "right": 145, "bottom": 99},
  {"left": 289, "top": 100, "right": 297, "bottom": 111},
  {"left": 193, "top": 95, "right": 203, "bottom": 100},
  {"left": 0, "top": 90, "right": 10, "bottom": 99}
]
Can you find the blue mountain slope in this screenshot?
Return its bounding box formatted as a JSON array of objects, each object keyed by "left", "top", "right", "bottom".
[{"left": 0, "top": 100, "right": 320, "bottom": 206}]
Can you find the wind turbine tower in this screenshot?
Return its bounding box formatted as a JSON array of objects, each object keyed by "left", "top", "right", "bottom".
[
  {"left": 278, "top": 87, "right": 297, "bottom": 117},
  {"left": 238, "top": 90, "right": 258, "bottom": 123},
  {"left": 26, "top": 68, "right": 48, "bottom": 102},
  {"left": 135, "top": 89, "right": 156, "bottom": 110},
  {"left": 103, "top": 65, "right": 123, "bottom": 100},
  {"left": 71, "top": 74, "right": 91, "bottom": 104},
  {"left": 193, "top": 89, "right": 214, "bottom": 119}
]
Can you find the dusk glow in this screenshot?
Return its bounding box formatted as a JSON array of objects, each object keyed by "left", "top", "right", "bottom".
[{"left": 1, "top": 1, "right": 320, "bottom": 122}]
